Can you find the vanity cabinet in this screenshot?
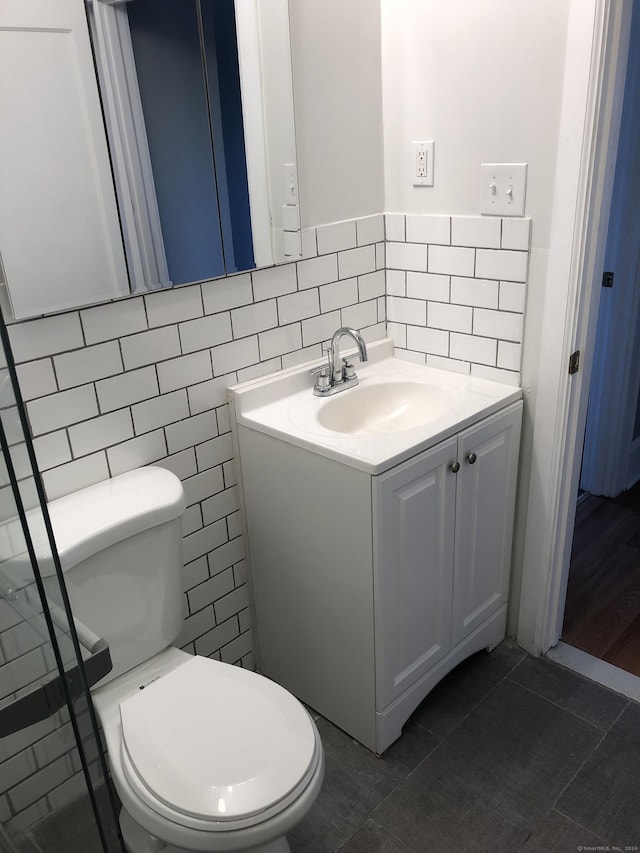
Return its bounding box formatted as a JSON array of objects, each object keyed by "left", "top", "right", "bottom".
[
  {"left": 374, "top": 403, "right": 522, "bottom": 714},
  {"left": 374, "top": 436, "right": 456, "bottom": 709},
  {"left": 235, "top": 399, "right": 522, "bottom": 754}
]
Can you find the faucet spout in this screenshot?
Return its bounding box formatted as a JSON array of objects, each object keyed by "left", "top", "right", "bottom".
[
  {"left": 311, "top": 326, "right": 368, "bottom": 396},
  {"left": 329, "top": 327, "right": 368, "bottom": 382}
]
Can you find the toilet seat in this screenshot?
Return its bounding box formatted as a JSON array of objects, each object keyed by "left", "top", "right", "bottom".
[{"left": 118, "top": 655, "right": 320, "bottom": 832}]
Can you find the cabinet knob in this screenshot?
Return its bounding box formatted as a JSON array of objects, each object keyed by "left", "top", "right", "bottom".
[
  {"left": 466, "top": 452, "right": 477, "bottom": 464},
  {"left": 449, "top": 461, "right": 460, "bottom": 473}
]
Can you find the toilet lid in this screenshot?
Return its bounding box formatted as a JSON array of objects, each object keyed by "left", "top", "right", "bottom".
[{"left": 119, "top": 656, "right": 317, "bottom": 823}]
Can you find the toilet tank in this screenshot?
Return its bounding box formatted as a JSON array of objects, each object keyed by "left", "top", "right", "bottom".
[{"left": 45, "top": 467, "right": 186, "bottom": 684}]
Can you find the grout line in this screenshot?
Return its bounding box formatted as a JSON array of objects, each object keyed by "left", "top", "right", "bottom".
[
  {"left": 507, "top": 644, "right": 634, "bottom": 725},
  {"left": 504, "top": 671, "right": 627, "bottom": 734},
  {"left": 335, "top": 819, "right": 416, "bottom": 853},
  {"left": 549, "top": 701, "right": 628, "bottom": 817},
  {"left": 548, "top": 807, "right": 607, "bottom": 845},
  {"left": 361, "top": 647, "right": 529, "bottom": 843},
  {"left": 407, "top": 645, "right": 527, "bottom": 755},
  {"left": 546, "top": 642, "right": 640, "bottom": 702}
]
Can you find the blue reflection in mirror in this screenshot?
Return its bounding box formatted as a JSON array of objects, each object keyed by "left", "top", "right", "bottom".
[{"left": 127, "top": 0, "right": 254, "bottom": 285}]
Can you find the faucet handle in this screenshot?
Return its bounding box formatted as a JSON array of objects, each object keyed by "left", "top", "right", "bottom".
[
  {"left": 310, "top": 362, "right": 331, "bottom": 392},
  {"left": 342, "top": 358, "right": 357, "bottom": 380}
]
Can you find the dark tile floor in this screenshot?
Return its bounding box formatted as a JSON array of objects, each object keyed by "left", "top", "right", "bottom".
[
  {"left": 12, "top": 641, "right": 640, "bottom": 853},
  {"left": 291, "top": 641, "right": 640, "bottom": 853},
  {"left": 10, "top": 786, "right": 118, "bottom": 853}
]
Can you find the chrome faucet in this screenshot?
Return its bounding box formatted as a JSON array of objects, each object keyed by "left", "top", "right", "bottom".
[{"left": 311, "top": 327, "right": 368, "bottom": 397}]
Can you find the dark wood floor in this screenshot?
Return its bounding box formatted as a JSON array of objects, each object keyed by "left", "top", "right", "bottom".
[{"left": 562, "top": 480, "right": 640, "bottom": 676}]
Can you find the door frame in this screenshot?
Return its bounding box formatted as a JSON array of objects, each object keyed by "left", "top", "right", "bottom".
[
  {"left": 516, "top": 0, "right": 633, "bottom": 655},
  {"left": 581, "top": 3, "right": 640, "bottom": 498}
]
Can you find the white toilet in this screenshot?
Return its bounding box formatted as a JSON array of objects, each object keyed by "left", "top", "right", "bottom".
[{"left": 46, "top": 466, "right": 324, "bottom": 853}]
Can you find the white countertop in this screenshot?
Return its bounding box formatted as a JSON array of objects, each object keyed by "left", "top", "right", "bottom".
[{"left": 229, "top": 339, "right": 522, "bottom": 474}]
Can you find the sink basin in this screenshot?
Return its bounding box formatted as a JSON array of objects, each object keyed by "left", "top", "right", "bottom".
[
  {"left": 316, "top": 381, "right": 452, "bottom": 435},
  {"left": 230, "top": 338, "right": 522, "bottom": 474}
]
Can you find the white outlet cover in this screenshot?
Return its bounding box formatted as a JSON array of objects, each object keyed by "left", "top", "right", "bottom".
[
  {"left": 480, "top": 163, "right": 527, "bottom": 216},
  {"left": 412, "top": 141, "right": 435, "bottom": 187}
]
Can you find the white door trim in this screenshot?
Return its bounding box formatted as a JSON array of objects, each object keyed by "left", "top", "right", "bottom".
[
  {"left": 581, "top": 11, "right": 640, "bottom": 497},
  {"left": 516, "top": 0, "right": 633, "bottom": 655}
]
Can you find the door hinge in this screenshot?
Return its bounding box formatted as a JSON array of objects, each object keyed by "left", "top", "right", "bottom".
[
  {"left": 568, "top": 350, "right": 580, "bottom": 375},
  {"left": 602, "top": 271, "right": 614, "bottom": 288}
]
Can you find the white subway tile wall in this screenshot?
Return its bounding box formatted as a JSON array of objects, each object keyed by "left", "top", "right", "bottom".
[
  {"left": 406, "top": 213, "right": 450, "bottom": 246},
  {"left": 386, "top": 241, "right": 428, "bottom": 273},
  {"left": 0, "top": 557, "right": 100, "bottom": 835},
  {"left": 6, "top": 218, "right": 388, "bottom": 679},
  {"left": 385, "top": 214, "right": 530, "bottom": 384},
  {"left": 451, "top": 215, "right": 500, "bottom": 249},
  {"left": 1, "top": 212, "right": 529, "bottom": 829},
  {"left": 428, "top": 245, "right": 475, "bottom": 277},
  {"left": 356, "top": 213, "right": 384, "bottom": 247},
  {"left": 316, "top": 220, "right": 357, "bottom": 255}
]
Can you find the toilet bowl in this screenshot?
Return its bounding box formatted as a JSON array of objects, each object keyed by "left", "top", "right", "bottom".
[
  {"left": 93, "top": 649, "right": 324, "bottom": 853},
  {"left": 45, "top": 467, "right": 324, "bottom": 853}
]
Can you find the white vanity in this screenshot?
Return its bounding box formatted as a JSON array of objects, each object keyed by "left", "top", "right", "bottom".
[{"left": 229, "top": 339, "right": 522, "bottom": 753}]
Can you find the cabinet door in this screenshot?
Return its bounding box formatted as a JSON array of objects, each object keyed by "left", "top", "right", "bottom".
[
  {"left": 452, "top": 402, "right": 522, "bottom": 646},
  {"left": 374, "top": 437, "right": 457, "bottom": 710}
]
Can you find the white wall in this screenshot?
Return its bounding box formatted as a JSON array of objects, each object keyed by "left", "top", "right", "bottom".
[
  {"left": 381, "top": 0, "right": 569, "bottom": 249},
  {"left": 289, "top": 0, "right": 385, "bottom": 227},
  {"left": 380, "top": 0, "right": 572, "bottom": 637}
]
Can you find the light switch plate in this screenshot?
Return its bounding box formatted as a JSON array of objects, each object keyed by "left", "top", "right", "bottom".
[{"left": 480, "top": 163, "right": 527, "bottom": 216}]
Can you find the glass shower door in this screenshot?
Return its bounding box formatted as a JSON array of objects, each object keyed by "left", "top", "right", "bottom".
[{"left": 0, "top": 314, "right": 123, "bottom": 853}]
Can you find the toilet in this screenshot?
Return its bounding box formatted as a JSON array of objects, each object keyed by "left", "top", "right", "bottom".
[{"left": 45, "top": 466, "right": 324, "bottom": 853}]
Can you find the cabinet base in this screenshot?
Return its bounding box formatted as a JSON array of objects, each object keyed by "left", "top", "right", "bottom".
[{"left": 375, "top": 607, "right": 507, "bottom": 754}]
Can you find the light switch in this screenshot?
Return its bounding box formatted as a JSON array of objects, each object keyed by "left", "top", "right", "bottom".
[{"left": 480, "top": 163, "right": 527, "bottom": 216}]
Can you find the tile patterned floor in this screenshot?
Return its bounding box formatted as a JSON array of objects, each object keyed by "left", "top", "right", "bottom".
[
  {"left": 291, "top": 641, "right": 640, "bottom": 853},
  {"left": 14, "top": 641, "right": 640, "bottom": 853}
]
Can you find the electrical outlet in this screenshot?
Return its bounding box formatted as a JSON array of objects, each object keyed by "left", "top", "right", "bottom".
[
  {"left": 412, "top": 141, "right": 434, "bottom": 186},
  {"left": 416, "top": 149, "right": 427, "bottom": 178}
]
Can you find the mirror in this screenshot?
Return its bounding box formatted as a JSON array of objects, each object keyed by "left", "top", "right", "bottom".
[
  {"left": 0, "top": 0, "right": 299, "bottom": 318},
  {"left": 98, "top": 0, "right": 255, "bottom": 288},
  {"left": 89, "top": 0, "right": 300, "bottom": 290}
]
